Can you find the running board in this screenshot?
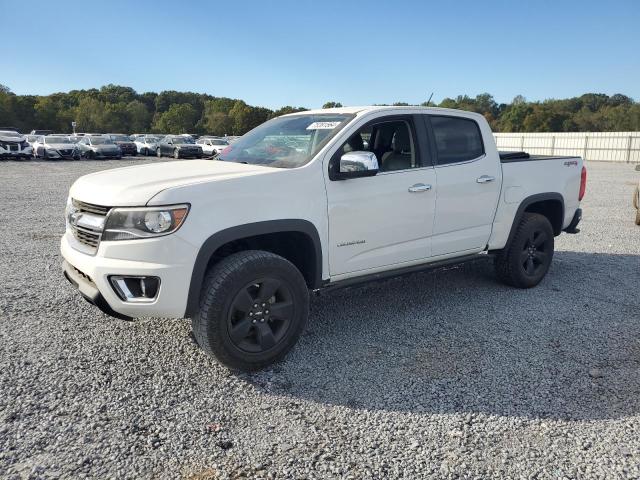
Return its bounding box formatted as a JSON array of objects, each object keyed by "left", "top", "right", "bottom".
[{"left": 314, "top": 253, "right": 487, "bottom": 295}]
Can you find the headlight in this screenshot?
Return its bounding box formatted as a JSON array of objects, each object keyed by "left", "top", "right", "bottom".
[{"left": 102, "top": 204, "right": 189, "bottom": 241}]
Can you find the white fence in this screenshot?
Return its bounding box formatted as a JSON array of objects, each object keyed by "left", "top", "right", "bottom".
[{"left": 493, "top": 132, "right": 640, "bottom": 163}]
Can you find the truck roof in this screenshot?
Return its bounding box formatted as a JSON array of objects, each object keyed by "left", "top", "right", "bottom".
[{"left": 283, "top": 105, "right": 485, "bottom": 120}]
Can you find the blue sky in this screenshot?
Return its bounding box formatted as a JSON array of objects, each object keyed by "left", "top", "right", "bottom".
[{"left": 2, "top": 0, "right": 639, "bottom": 109}]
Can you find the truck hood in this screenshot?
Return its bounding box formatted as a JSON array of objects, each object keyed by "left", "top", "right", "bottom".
[{"left": 70, "top": 160, "right": 272, "bottom": 206}]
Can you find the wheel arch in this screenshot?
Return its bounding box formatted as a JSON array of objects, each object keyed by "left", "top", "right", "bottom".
[
  {"left": 503, "top": 193, "right": 565, "bottom": 249},
  {"left": 185, "top": 219, "right": 322, "bottom": 318}
]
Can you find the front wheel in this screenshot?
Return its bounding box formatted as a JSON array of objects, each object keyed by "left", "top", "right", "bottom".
[
  {"left": 192, "top": 250, "right": 309, "bottom": 371},
  {"left": 494, "top": 213, "right": 554, "bottom": 288}
]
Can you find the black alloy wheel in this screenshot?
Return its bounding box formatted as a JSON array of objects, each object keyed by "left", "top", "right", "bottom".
[
  {"left": 494, "top": 212, "right": 555, "bottom": 288},
  {"left": 520, "top": 229, "right": 550, "bottom": 277},
  {"left": 227, "top": 278, "right": 294, "bottom": 353}
]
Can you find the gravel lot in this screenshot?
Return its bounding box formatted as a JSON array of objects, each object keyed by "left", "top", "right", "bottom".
[{"left": 1, "top": 158, "right": 639, "bottom": 479}]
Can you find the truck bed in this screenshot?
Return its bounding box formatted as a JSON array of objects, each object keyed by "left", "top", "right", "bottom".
[{"left": 499, "top": 151, "right": 581, "bottom": 163}]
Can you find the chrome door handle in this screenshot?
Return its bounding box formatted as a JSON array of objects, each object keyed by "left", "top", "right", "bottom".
[
  {"left": 476, "top": 175, "right": 495, "bottom": 184},
  {"left": 408, "top": 183, "right": 432, "bottom": 193}
]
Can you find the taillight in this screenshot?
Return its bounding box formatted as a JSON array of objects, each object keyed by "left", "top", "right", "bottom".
[{"left": 579, "top": 165, "right": 587, "bottom": 201}]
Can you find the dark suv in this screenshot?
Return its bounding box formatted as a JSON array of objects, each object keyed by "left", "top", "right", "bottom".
[{"left": 108, "top": 134, "right": 138, "bottom": 156}]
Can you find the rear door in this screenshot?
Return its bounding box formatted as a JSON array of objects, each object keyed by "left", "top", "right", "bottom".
[
  {"left": 424, "top": 114, "right": 502, "bottom": 256},
  {"left": 325, "top": 114, "right": 437, "bottom": 277}
]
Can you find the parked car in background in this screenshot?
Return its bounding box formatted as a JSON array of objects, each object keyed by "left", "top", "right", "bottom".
[
  {"left": 156, "top": 135, "right": 203, "bottom": 159},
  {"left": 33, "top": 136, "right": 80, "bottom": 160},
  {"left": 0, "top": 129, "right": 33, "bottom": 159},
  {"left": 25, "top": 134, "right": 40, "bottom": 147},
  {"left": 108, "top": 134, "right": 137, "bottom": 156},
  {"left": 134, "top": 135, "right": 160, "bottom": 156},
  {"left": 77, "top": 135, "right": 122, "bottom": 159},
  {"left": 30, "top": 129, "right": 54, "bottom": 136},
  {"left": 197, "top": 137, "right": 229, "bottom": 156}
]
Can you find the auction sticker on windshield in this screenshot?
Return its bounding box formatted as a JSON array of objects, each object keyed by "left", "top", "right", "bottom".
[{"left": 306, "top": 122, "right": 341, "bottom": 130}]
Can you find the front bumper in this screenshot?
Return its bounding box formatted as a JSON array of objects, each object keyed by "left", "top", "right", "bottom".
[
  {"left": 0, "top": 148, "right": 33, "bottom": 158},
  {"left": 118, "top": 145, "right": 137, "bottom": 155},
  {"left": 60, "top": 231, "right": 197, "bottom": 318},
  {"left": 92, "top": 150, "right": 121, "bottom": 159},
  {"left": 178, "top": 149, "right": 202, "bottom": 157}
]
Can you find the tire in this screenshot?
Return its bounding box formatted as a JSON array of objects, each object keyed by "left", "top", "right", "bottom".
[
  {"left": 192, "top": 250, "right": 309, "bottom": 371},
  {"left": 494, "top": 213, "right": 555, "bottom": 288},
  {"left": 157, "top": 148, "right": 162, "bottom": 158},
  {"left": 142, "top": 148, "right": 148, "bottom": 156},
  {"left": 43, "top": 150, "right": 48, "bottom": 160},
  {"left": 634, "top": 185, "right": 640, "bottom": 226},
  {"left": 173, "top": 148, "right": 180, "bottom": 159},
  {"left": 85, "top": 150, "right": 94, "bottom": 160}
]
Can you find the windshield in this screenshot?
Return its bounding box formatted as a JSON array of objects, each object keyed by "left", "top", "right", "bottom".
[
  {"left": 144, "top": 136, "right": 159, "bottom": 143},
  {"left": 0, "top": 131, "right": 21, "bottom": 138},
  {"left": 90, "top": 137, "right": 114, "bottom": 145},
  {"left": 46, "top": 137, "right": 72, "bottom": 144},
  {"left": 211, "top": 139, "right": 228, "bottom": 145},
  {"left": 218, "top": 114, "right": 353, "bottom": 168},
  {"left": 111, "top": 135, "right": 130, "bottom": 142},
  {"left": 174, "top": 137, "right": 194, "bottom": 144}
]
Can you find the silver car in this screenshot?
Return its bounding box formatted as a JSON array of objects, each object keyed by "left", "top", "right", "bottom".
[
  {"left": 77, "top": 135, "right": 122, "bottom": 159},
  {"left": 134, "top": 135, "right": 160, "bottom": 156},
  {"left": 33, "top": 136, "right": 79, "bottom": 160}
]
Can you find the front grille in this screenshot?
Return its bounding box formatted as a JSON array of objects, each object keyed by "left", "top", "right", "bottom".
[
  {"left": 74, "top": 226, "right": 101, "bottom": 247},
  {"left": 72, "top": 199, "right": 110, "bottom": 216},
  {"left": 70, "top": 199, "right": 110, "bottom": 253}
]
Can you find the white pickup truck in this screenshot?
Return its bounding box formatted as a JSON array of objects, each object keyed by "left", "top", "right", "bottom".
[{"left": 61, "top": 106, "right": 586, "bottom": 370}]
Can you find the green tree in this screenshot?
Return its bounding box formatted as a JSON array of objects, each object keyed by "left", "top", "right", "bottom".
[
  {"left": 126, "top": 100, "right": 152, "bottom": 132},
  {"left": 322, "top": 101, "right": 342, "bottom": 108},
  {"left": 153, "top": 103, "right": 199, "bottom": 133}
]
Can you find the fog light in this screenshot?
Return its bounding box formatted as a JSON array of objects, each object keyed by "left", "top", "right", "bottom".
[{"left": 110, "top": 276, "right": 160, "bottom": 302}]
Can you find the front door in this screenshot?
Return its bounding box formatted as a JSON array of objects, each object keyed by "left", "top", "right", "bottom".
[{"left": 325, "top": 116, "right": 437, "bottom": 277}]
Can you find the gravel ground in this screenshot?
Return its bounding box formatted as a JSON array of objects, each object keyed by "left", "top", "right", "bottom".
[{"left": 1, "top": 158, "right": 639, "bottom": 479}]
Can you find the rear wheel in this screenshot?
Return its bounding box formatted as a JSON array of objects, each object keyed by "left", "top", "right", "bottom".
[
  {"left": 192, "top": 250, "right": 309, "bottom": 371},
  {"left": 494, "top": 213, "right": 554, "bottom": 288}
]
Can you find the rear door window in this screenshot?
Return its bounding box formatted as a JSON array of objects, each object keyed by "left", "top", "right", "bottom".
[{"left": 429, "top": 116, "right": 484, "bottom": 165}]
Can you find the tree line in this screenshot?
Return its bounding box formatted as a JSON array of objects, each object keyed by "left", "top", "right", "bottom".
[{"left": 1, "top": 84, "right": 638, "bottom": 135}]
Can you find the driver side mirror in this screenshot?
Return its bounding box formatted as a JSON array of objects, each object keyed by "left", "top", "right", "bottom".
[{"left": 332, "top": 151, "right": 379, "bottom": 180}]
